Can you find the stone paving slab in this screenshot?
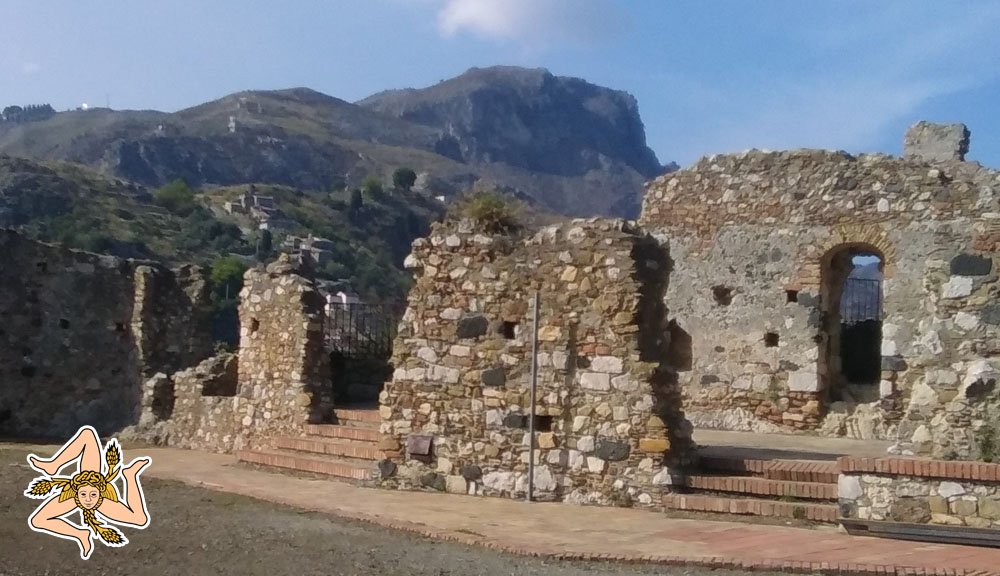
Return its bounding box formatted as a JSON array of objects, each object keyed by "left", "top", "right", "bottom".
[{"left": 83, "top": 446, "right": 1000, "bottom": 576}]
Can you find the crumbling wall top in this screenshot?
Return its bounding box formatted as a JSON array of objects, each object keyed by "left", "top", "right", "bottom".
[{"left": 640, "top": 142, "right": 1000, "bottom": 236}]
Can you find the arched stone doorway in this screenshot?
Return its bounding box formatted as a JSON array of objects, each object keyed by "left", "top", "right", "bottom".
[{"left": 819, "top": 243, "right": 884, "bottom": 403}]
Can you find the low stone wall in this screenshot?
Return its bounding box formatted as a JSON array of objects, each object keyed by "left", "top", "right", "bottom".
[
  {"left": 120, "top": 255, "right": 331, "bottom": 452},
  {"left": 378, "top": 219, "right": 695, "bottom": 506},
  {"left": 838, "top": 456, "right": 1000, "bottom": 528}
]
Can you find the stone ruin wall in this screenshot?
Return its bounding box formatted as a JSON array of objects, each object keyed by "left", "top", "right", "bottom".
[
  {"left": 0, "top": 230, "right": 213, "bottom": 439},
  {"left": 124, "top": 255, "right": 331, "bottom": 453},
  {"left": 639, "top": 122, "right": 1000, "bottom": 460},
  {"left": 378, "top": 219, "right": 695, "bottom": 505}
]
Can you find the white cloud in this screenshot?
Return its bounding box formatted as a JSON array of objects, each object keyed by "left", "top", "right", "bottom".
[{"left": 435, "top": 0, "right": 625, "bottom": 49}]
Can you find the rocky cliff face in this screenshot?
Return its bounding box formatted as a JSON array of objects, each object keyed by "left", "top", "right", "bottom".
[{"left": 359, "top": 66, "right": 664, "bottom": 179}]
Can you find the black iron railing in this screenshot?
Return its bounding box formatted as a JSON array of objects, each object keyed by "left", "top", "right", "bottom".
[
  {"left": 324, "top": 302, "right": 400, "bottom": 358},
  {"left": 840, "top": 277, "right": 882, "bottom": 325}
]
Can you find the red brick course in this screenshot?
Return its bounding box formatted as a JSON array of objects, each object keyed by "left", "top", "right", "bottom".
[
  {"left": 701, "top": 456, "right": 840, "bottom": 483},
  {"left": 236, "top": 449, "right": 374, "bottom": 480},
  {"left": 662, "top": 493, "right": 839, "bottom": 523},
  {"left": 686, "top": 475, "right": 837, "bottom": 500},
  {"left": 304, "top": 424, "right": 380, "bottom": 442},
  {"left": 838, "top": 456, "right": 1000, "bottom": 483},
  {"left": 275, "top": 436, "right": 382, "bottom": 460}
]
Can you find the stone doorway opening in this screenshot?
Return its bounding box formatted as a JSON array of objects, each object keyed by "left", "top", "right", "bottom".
[
  {"left": 820, "top": 245, "right": 883, "bottom": 403},
  {"left": 325, "top": 301, "right": 401, "bottom": 408}
]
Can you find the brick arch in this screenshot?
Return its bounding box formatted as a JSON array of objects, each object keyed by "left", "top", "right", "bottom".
[
  {"left": 793, "top": 224, "right": 896, "bottom": 290},
  {"left": 815, "top": 224, "right": 890, "bottom": 403}
]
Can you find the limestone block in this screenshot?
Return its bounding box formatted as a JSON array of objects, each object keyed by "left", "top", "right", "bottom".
[
  {"left": 938, "top": 481, "right": 966, "bottom": 499},
  {"left": 611, "top": 374, "right": 638, "bottom": 392},
  {"left": 440, "top": 308, "right": 463, "bottom": 320},
  {"left": 978, "top": 497, "right": 1000, "bottom": 520},
  {"left": 417, "top": 346, "right": 438, "bottom": 363},
  {"left": 881, "top": 340, "right": 898, "bottom": 356},
  {"left": 788, "top": 370, "right": 819, "bottom": 392},
  {"left": 538, "top": 432, "right": 558, "bottom": 449},
  {"left": 577, "top": 436, "right": 595, "bottom": 452},
  {"left": 955, "top": 312, "right": 980, "bottom": 331},
  {"left": 445, "top": 475, "right": 467, "bottom": 494},
  {"left": 951, "top": 499, "right": 978, "bottom": 517},
  {"left": 586, "top": 457, "right": 606, "bottom": 473},
  {"left": 579, "top": 372, "right": 610, "bottom": 391},
  {"left": 838, "top": 475, "right": 863, "bottom": 500},
  {"left": 482, "top": 471, "right": 515, "bottom": 492},
  {"left": 879, "top": 380, "right": 894, "bottom": 398},
  {"left": 591, "top": 355, "right": 624, "bottom": 373},
  {"left": 437, "top": 457, "right": 453, "bottom": 474},
  {"left": 942, "top": 276, "right": 973, "bottom": 299}
]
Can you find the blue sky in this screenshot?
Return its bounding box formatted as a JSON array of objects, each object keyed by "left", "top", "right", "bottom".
[{"left": 3, "top": 0, "right": 1000, "bottom": 168}]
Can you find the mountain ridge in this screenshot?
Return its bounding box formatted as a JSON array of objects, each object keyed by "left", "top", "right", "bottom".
[{"left": 0, "top": 66, "right": 671, "bottom": 217}]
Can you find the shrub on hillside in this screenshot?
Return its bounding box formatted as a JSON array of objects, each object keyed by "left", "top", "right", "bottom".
[
  {"left": 153, "top": 179, "right": 197, "bottom": 215},
  {"left": 459, "top": 191, "right": 520, "bottom": 233}
]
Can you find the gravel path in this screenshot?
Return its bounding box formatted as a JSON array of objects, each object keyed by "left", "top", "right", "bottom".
[{"left": 0, "top": 447, "right": 767, "bottom": 576}]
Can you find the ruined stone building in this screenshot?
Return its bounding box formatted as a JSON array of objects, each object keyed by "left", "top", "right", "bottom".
[
  {"left": 378, "top": 220, "right": 695, "bottom": 504},
  {"left": 640, "top": 122, "right": 1000, "bottom": 460},
  {"left": 7, "top": 122, "right": 1000, "bottom": 523}
]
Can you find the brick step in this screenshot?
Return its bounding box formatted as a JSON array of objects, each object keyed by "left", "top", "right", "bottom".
[
  {"left": 236, "top": 449, "right": 375, "bottom": 481},
  {"left": 276, "top": 436, "right": 382, "bottom": 461},
  {"left": 332, "top": 408, "right": 381, "bottom": 427},
  {"left": 699, "top": 456, "right": 839, "bottom": 484},
  {"left": 685, "top": 475, "right": 837, "bottom": 501},
  {"left": 662, "top": 493, "right": 838, "bottom": 523},
  {"left": 304, "top": 424, "right": 380, "bottom": 443}
]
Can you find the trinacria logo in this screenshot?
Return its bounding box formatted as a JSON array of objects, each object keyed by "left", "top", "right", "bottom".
[{"left": 24, "top": 426, "right": 151, "bottom": 559}]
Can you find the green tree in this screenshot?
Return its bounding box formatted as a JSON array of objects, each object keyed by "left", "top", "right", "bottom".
[
  {"left": 153, "top": 179, "right": 197, "bottom": 215},
  {"left": 349, "top": 188, "right": 363, "bottom": 212},
  {"left": 392, "top": 167, "right": 417, "bottom": 191},
  {"left": 210, "top": 256, "right": 248, "bottom": 300},
  {"left": 256, "top": 229, "right": 273, "bottom": 261},
  {"left": 361, "top": 176, "right": 383, "bottom": 199}
]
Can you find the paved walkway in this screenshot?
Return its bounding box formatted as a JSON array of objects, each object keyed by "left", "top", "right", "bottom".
[
  {"left": 38, "top": 444, "right": 1000, "bottom": 575},
  {"left": 6, "top": 441, "right": 997, "bottom": 575}
]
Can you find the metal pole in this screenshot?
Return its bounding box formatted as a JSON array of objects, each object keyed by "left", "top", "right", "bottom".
[{"left": 527, "top": 290, "right": 539, "bottom": 502}]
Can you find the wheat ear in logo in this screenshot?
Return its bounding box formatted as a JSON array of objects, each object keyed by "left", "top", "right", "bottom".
[{"left": 24, "top": 425, "right": 151, "bottom": 560}]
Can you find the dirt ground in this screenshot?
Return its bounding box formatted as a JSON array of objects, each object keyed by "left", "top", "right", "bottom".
[{"left": 0, "top": 446, "right": 775, "bottom": 576}]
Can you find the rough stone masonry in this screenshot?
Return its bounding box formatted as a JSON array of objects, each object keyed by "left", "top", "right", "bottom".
[
  {"left": 0, "top": 230, "right": 213, "bottom": 438},
  {"left": 640, "top": 121, "right": 1000, "bottom": 460},
  {"left": 378, "top": 219, "right": 695, "bottom": 505},
  {"left": 121, "top": 254, "right": 332, "bottom": 453}
]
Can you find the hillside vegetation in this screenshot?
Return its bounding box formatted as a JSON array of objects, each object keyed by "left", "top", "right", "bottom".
[{"left": 0, "top": 155, "right": 444, "bottom": 304}]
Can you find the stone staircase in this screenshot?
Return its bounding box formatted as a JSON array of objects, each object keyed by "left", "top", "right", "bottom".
[
  {"left": 236, "top": 408, "right": 382, "bottom": 482},
  {"left": 662, "top": 453, "right": 841, "bottom": 523}
]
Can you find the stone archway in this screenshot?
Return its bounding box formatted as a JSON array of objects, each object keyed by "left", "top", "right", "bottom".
[{"left": 819, "top": 243, "right": 885, "bottom": 403}]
